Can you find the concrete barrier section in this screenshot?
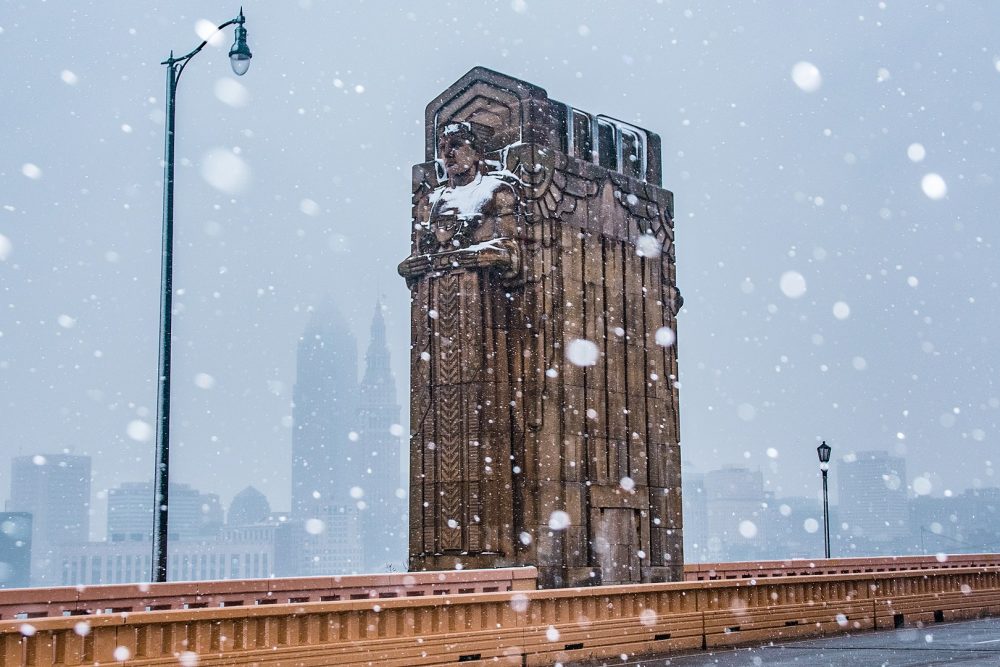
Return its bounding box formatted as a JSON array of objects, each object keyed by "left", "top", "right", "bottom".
[{"left": 2, "top": 559, "right": 1000, "bottom": 665}]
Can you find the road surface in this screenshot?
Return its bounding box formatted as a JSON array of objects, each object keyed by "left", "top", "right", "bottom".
[{"left": 609, "top": 617, "right": 1000, "bottom": 666}]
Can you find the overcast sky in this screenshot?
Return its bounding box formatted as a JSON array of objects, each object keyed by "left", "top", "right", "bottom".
[{"left": 1, "top": 1, "right": 998, "bottom": 539}]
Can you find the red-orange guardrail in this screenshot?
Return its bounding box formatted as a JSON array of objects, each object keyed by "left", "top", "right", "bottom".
[
  {"left": 0, "top": 568, "right": 536, "bottom": 621},
  {"left": 683, "top": 553, "right": 1000, "bottom": 580},
  {"left": 2, "top": 563, "right": 999, "bottom": 665}
]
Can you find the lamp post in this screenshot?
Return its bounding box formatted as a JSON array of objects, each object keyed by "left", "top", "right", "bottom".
[
  {"left": 153, "top": 9, "right": 252, "bottom": 583},
  {"left": 816, "top": 440, "right": 832, "bottom": 559}
]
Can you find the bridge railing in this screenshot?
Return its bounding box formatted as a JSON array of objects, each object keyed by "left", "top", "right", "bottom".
[
  {"left": 2, "top": 564, "right": 1000, "bottom": 666},
  {"left": 683, "top": 553, "right": 1000, "bottom": 580},
  {"left": 0, "top": 567, "right": 536, "bottom": 621},
  {"left": 6, "top": 554, "right": 1000, "bottom": 622}
]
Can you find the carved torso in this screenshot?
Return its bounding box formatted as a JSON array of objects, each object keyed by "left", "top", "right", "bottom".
[
  {"left": 401, "top": 171, "right": 521, "bottom": 287},
  {"left": 419, "top": 173, "right": 511, "bottom": 252}
]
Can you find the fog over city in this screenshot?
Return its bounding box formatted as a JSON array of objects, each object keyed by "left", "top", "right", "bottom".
[{"left": 1, "top": 0, "right": 998, "bottom": 561}]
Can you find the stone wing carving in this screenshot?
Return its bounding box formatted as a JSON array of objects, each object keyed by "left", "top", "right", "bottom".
[
  {"left": 609, "top": 171, "right": 675, "bottom": 247},
  {"left": 501, "top": 143, "right": 599, "bottom": 225}
]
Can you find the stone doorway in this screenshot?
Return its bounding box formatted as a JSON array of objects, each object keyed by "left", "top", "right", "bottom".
[{"left": 591, "top": 507, "right": 642, "bottom": 584}]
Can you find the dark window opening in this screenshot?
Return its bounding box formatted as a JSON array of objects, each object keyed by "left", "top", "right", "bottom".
[
  {"left": 572, "top": 111, "right": 593, "bottom": 162},
  {"left": 597, "top": 120, "right": 617, "bottom": 170},
  {"left": 620, "top": 128, "right": 643, "bottom": 178}
]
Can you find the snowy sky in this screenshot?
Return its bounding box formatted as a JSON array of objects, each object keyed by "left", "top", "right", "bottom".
[{"left": 1, "top": 1, "right": 998, "bottom": 538}]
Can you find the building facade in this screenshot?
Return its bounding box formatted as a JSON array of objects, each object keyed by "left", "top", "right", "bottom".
[
  {"left": 288, "top": 300, "right": 405, "bottom": 575},
  {"left": 7, "top": 453, "right": 90, "bottom": 584},
  {"left": 837, "top": 451, "right": 909, "bottom": 545},
  {"left": 48, "top": 524, "right": 284, "bottom": 586},
  {"left": 108, "top": 482, "right": 223, "bottom": 542},
  {"left": 0, "top": 512, "right": 32, "bottom": 589},
  {"left": 8, "top": 454, "right": 90, "bottom": 547},
  {"left": 703, "top": 466, "right": 766, "bottom": 561},
  {"left": 290, "top": 302, "right": 360, "bottom": 520}
]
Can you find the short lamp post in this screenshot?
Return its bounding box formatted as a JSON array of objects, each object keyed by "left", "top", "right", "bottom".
[
  {"left": 816, "top": 440, "right": 832, "bottom": 559},
  {"left": 153, "top": 9, "right": 252, "bottom": 584}
]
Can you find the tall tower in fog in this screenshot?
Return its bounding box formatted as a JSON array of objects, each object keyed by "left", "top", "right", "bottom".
[
  {"left": 291, "top": 302, "right": 360, "bottom": 519},
  {"left": 8, "top": 453, "right": 90, "bottom": 585},
  {"left": 8, "top": 454, "right": 90, "bottom": 547},
  {"left": 837, "top": 451, "right": 909, "bottom": 546},
  {"left": 356, "top": 300, "right": 406, "bottom": 571}
]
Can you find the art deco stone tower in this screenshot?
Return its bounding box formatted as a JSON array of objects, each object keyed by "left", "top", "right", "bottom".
[{"left": 399, "top": 68, "right": 682, "bottom": 587}]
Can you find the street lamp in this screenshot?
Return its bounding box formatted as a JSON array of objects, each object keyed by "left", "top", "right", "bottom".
[
  {"left": 816, "top": 440, "right": 832, "bottom": 559},
  {"left": 153, "top": 9, "right": 252, "bottom": 584}
]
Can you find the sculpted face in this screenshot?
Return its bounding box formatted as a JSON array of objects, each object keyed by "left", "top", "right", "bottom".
[{"left": 439, "top": 132, "right": 481, "bottom": 186}]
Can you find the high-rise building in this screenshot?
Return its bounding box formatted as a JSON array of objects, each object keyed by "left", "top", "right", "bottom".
[
  {"left": 107, "top": 482, "right": 223, "bottom": 542},
  {"left": 356, "top": 301, "right": 406, "bottom": 572},
  {"left": 681, "top": 467, "right": 708, "bottom": 562},
  {"left": 703, "top": 466, "right": 766, "bottom": 561},
  {"left": 287, "top": 301, "right": 370, "bottom": 576},
  {"left": 0, "top": 512, "right": 32, "bottom": 589},
  {"left": 837, "top": 451, "right": 909, "bottom": 545},
  {"left": 291, "top": 301, "right": 360, "bottom": 519},
  {"left": 7, "top": 453, "right": 90, "bottom": 586},
  {"left": 8, "top": 454, "right": 90, "bottom": 547}
]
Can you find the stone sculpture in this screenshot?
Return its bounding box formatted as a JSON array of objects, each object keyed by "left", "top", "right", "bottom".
[{"left": 399, "top": 68, "right": 682, "bottom": 587}]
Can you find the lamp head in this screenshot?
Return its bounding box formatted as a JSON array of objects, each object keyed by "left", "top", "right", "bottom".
[
  {"left": 229, "top": 8, "right": 252, "bottom": 76},
  {"left": 816, "top": 440, "right": 832, "bottom": 464}
]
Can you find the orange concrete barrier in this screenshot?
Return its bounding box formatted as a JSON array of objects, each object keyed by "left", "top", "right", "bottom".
[
  {"left": 0, "top": 567, "right": 537, "bottom": 621},
  {"left": 2, "top": 565, "right": 1000, "bottom": 665},
  {"left": 683, "top": 553, "right": 1000, "bottom": 580}
]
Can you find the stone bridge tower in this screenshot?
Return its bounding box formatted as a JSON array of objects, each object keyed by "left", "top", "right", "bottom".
[{"left": 399, "top": 67, "right": 682, "bottom": 588}]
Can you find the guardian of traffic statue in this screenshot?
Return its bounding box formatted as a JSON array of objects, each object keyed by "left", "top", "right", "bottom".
[{"left": 399, "top": 68, "right": 683, "bottom": 588}]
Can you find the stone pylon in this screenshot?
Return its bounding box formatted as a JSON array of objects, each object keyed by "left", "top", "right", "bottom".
[{"left": 399, "top": 67, "right": 682, "bottom": 588}]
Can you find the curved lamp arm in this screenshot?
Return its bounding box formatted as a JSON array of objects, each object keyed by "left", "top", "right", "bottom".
[{"left": 161, "top": 8, "right": 250, "bottom": 81}]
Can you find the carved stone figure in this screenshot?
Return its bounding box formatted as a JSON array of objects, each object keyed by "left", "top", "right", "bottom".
[
  {"left": 399, "top": 122, "right": 520, "bottom": 288},
  {"left": 399, "top": 68, "right": 683, "bottom": 588}
]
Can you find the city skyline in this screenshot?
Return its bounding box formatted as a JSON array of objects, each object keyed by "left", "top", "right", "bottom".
[
  {"left": 7, "top": 448, "right": 998, "bottom": 586},
  {"left": 2, "top": 2, "right": 997, "bottom": 524},
  {"left": 7, "top": 297, "right": 408, "bottom": 584}
]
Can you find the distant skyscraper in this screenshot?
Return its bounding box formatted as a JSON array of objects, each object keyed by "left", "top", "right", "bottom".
[
  {"left": 356, "top": 300, "right": 406, "bottom": 571},
  {"left": 681, "top": 467, "right": 708, "bottom": 562},
  {"left": 8, "top": 453, "right": 90, "bottom": 586},
  {"left": 837, "top": 451, "right": 908, "bottom": 544},
  {"left": 8, "top": 454, "right": 90, "bottom": 547},
  {"left": 107, "top": 482, "right": 223, "bottom": 542},
  {"left": 703, "top": 466, "right": 765, "bottom": 561},
  {"left": 0, "top": 513, "right": 32, "bottom": 588},
  {"left": 291, "top": 301, "right": 360, "bottom": 518}
]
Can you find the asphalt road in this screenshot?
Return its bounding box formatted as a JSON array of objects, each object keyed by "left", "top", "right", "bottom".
[{"left": 611, "top": 617, "right": 1000, "bottom": 666}]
